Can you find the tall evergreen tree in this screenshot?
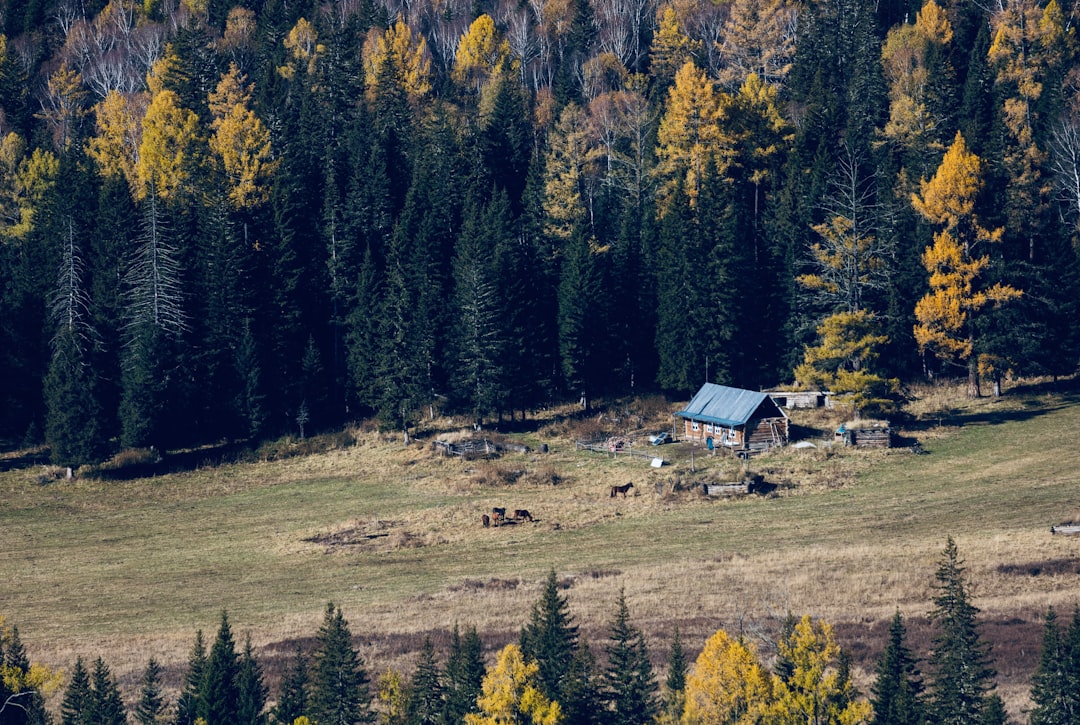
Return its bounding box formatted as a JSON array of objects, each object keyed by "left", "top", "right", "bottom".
[
  {"left": 310, "top": 603, "right": 372, "bottom": 725},
  {"left": 272, "top": 646, "right": 309, "bottom": 725},
  {"left": 175, "top": 630, "right": 207, "bottom": 725},
  {"left": 442, "top": 625, "right": 485, "bottom": 725},
  {"left": 201, "top": 611, "right": 240, "bottom": 725},
  {"left": 602, "top": 589, "right": 658, "bottom": 724},
  {"left": 60, "top": 657, "right": 92, "bottom": 725},
  {"left": 558, "top": 642, "right": 604, "bottom": 725},
  {"left": 404, "top": 637, "right": 442, "bottom": 725},
  {"left": 238, "top": 635, "right": 268, "bottom": 725},
  {"left": 1030, "top": 606, "right": 1080, "bottom": 725},
  {"left": 927, "top": 537, "right": 1000, "bottom": 724},
  {"left": 89, "top": 657, "right": 127, "bottom": 725},
  {"left": 520, "top": 569, "right": 580, "bottom": 705},
  {"left": 134, "top": 659, "right": 168, "bottom": 725},
  {"left": 870, "top": 611, "right": 926, "bottom": 725}
]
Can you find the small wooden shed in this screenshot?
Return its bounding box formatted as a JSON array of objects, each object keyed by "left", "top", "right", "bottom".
[{"left": 676, "top": 383, "right": 789, "bottom": 452}]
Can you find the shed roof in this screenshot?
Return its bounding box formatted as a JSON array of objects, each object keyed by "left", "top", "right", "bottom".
[{"left": 676, "top": 383, "right": 785, "bottom": 427}]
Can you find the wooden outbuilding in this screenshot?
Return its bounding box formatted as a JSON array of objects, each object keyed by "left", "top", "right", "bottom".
[{"left": 676, "top": 383, "right": 789, "bottom": 452}]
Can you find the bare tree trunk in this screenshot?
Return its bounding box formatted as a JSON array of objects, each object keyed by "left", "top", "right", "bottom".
[{"left": 967, "top": 360, "right": 981, "bottom": 398}]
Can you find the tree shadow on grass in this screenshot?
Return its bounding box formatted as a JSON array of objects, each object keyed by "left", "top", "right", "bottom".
[{"left": 901, "top": 377, "right": 1080, "bottom": 432}]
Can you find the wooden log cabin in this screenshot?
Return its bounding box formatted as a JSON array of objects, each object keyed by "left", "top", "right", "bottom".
[{"left": 676, "top": 383, "right": 790, "bottom": 452}]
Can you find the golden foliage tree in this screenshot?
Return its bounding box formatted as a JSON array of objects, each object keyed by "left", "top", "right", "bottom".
[
  {"left": 544, "top": 103, "right": 594, "bottom": 244},
  {"left": 362, "top": 15, "right": 432, "bottom": 106},
  {"left": 911, "top": 132, "right": 1021, "bottom": 397},
  {"left": 0, "top": 133, "right": 59, "bottom": 243},
  {"left": 137, "top": 86, "right": 201, "bottom": 201},
  {"left": 279, "top": 18, "right": 324, "bottom": 79},
  {"left": 649, "top": 7, "right": 701, "bottom": 90},
  {"left": 681, "top": 628, "right": 772, "bottom": 724},
  {"left": 36, "top": 62, "right": 88, "bottom": 150},
  {"left": 656, "top": 60, "right": 731, "bottom": 209},
  {"left": 880, "top": 1, "right": 952, "bottom": 158},
  {"left": 87, "top": 89, "right": 147, "bottom": 191},
  {"left": 208, "top": 63, "right": 278, "bottom": 209},
  {"left": 464, "top": 644, "right": 562, "bottom": 725},
  {"left": 714, "top": 0, "right": 796, "bottom": 92},
  {"left": 453, "top": 15, "right": 512, "bottom": 94},
  {"left": 794, "top": 311, "right": 899, "bottom": 418},
  {"left": 770, "top": 616, "right": 871, "bottom": 725}
]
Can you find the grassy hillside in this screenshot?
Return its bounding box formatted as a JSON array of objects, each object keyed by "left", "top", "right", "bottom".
[{"left": 3, "top": 380, "right": 1080, "bottom": 719}]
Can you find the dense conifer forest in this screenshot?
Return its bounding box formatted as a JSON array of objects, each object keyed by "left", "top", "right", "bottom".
[{"left": 2, "top": 0, "right": 1080, "bottom": 465}]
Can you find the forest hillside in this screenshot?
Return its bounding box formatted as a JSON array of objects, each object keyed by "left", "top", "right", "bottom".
[{"left": 2, "top": 0, "right": 1080, "bottom": 464}]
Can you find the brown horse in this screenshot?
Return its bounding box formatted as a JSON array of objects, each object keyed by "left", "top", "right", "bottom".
[
  {"left": 482, "top": 514, "right": 491, "bottom": 528},
  {"left": 513, "top": 509, "right": 533, "bottom": 522},
  {"left": 492, "top": 507, "right": 506, "bottom": 526},
  {"left": 610, "top": 482, "right": 634, "bottom": 498}
]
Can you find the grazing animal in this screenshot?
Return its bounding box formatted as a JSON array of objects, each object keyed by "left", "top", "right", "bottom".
[
  {"left": 492, "top": 507, "right": 506, "bottom": 526},
  {"left": 482, "top": 514, "right": 491, "bottom": 528},
  {"left": 513, "top": 509, "right": 533, "bottom": 522},
  {"left": 610, "top": 482, "right": 634, "bottom": 498}
]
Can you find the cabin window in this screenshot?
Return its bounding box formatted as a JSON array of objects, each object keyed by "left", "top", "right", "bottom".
[
  {"left": 705, "top": 423, "right": 713, "bottom": 433},
  {"left": 691, "top": 421, "right": 699, "bottom": 432}
]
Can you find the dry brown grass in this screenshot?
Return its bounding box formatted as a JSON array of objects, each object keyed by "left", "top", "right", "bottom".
[{"left": 4, "top": 383, "right": 1080, "bottom": 720}]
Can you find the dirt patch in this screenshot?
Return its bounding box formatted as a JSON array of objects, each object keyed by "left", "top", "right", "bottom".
[
  {"left": 303, "top": 519, "right": 402, "bottom": 550},
  {"left": 996, "top": 558, "right": 1080, "bottom": 577}
]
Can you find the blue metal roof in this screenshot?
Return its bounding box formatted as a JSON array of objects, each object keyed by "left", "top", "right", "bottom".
[{"left": 676, "top": 383, "right": 776, "bottom": 427}]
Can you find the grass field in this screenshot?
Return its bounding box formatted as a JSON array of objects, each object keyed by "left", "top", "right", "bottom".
[{"left": 4, "top": 379, "right": 1080, "bottom": 720}]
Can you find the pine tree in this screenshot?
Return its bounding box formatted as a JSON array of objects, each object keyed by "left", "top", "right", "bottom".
[
  {"left": 927, "top": 537, "right": 999, "bottom": 724},
  {"left": 870, "top": 611, "right": 926, "bottom": 725},
  {"left": 661, "top": 625, "right": 687, "bottom": 722},
  {"left": 1030, "top": 606, "right": 1080, "bottom": 724},
  {"left": 238, "top": 635, "right": 268, "bottom": 725},
  {"left": 60, "top": 657, "right": 92, "bottom": 725},
  {"left": 89, "top": 657, "right": 127, "bottom": 725},
  {"left": 272, "top": 646, "right": 309, "bottom": 725},
  {"left": 602, "top": 589, "right": 658, "bottom": 724},
  {"left": 134, "top": 659, "right": 168, "bottom": 725},
  {"left": 404, "top": 637, "right": 442, "bottom": 725},
  {"left": 443, "top": 625, "right": 485, "bottom": 724},
  {"left": 520, "top": 570, "right": 580, "bottom": 705},
  {"left": 175, "top": 630, "right": 207, "bottom": 725},
  {"left": 310, "top": 603, "right": 372, "bottom": 725},
  {"left": 558, "top": 642, "right": 604, "bottom": 725},
  {"left": 201, "top": 611, "right": 240, "bottom": 725}
]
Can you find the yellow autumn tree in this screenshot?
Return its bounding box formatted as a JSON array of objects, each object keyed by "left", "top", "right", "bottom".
[
  {"left": 465, "top": 644, "right": 562, "bottom": 725},
  {"left": 0, "top": 617, "right": 63, "bottom": 717},
  {"left": 911, "top": 132, "right": 1021, "bottom": 397},
  {"left": 656, "top": 60, "right": 731, "bottom": 210},
  {"left": 208, "top": 63, "right": 278, "bottom": 209},
  {"left": 87, "top": 89, "right": 146, "bottom": 193},
  {"left": 544, "top": 103, "right": 594, "bottom": 244},
  {"left": 880, "top": 1, "right": 952, "bottom": 156},
  {"left": 36, "top": 62, "right": 88, "bottom": 150},
  {"left": 279, "top": 17, "right": 324, "bottom": 79},
  {"left": 649, "top": 6, "right": 701, "bottom": 90},
  {"left": 681, "top": 628, "right": 772, "bottom": 724},
  {"left": 362, "top": 15, "right": 432, "bottom": 106},
  {"left": 137, "top": 87, "right": 201, "bottom": 201},
  {"left": 0, "top": 133, "right": 59, "bottom": 242},
  {"left": 375, "top": 669, "right": 407, "bottom": 724},
  {"left": 453, "top": 14, "right": 512, "bottom": 94},
  {"left": 770, "top": 616, "right": 871, "bottom": 725}
]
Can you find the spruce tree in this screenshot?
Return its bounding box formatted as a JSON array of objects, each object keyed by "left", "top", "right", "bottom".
[
  {"left": 238, "top": 635, "right": 268, "bottom": 725},
  {"left": 870, "top": 611, "right": 926, "bottom": 725},
  {"left": 520, "top": 569, "right": 580, "bottom": 705},
  {"left": 310, "top": 603, "right": 372, "bottom": 725},
  {"left": 442, "top": 624, "right": 485, "bottom": 724},
  {"left": 272, "top": 646, "right": 309, "bottom": 725},
  {"left": 1030, "top": 607, "right": 1080, "bottom": 724},
  {"left": 661, "top": 625, "right": 688, "bottom": 722},
  {"left": 201, "top": 611, "right": 240, "bottom": 725},
  {"left": 603, "top": 589, "right": 658, "bottom": 724},
  {"left": 89, "top": 657, "right": 127, "bottom": 725},
  {"left": 134, "top": 659, "right": 168, "bottom": 725},
  {"left": 60, "top": 657, "right": 92, "bottom": 725},
  {"left": 404, "top": 637, "right": 442, "bottom": 725},
  {"left": 559, "top": 642, "right": 604, "bottom": 725},
  {"left": 927, "top": 537, "right": 999, "bottom": 724},
  {"left": 175, "top": 630, "right": 207, "bottom": 725}
]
